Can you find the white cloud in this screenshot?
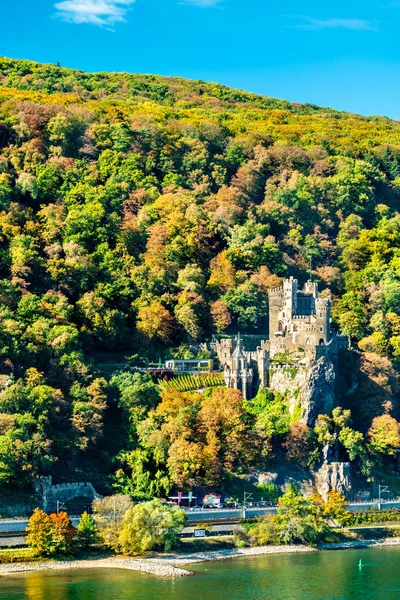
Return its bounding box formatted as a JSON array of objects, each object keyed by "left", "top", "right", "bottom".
[
  {"left": 54, "top": 0, "right": 136, "bottom": 26},
  {"left": 293, "top": 17, "right": 378, "bottom": 31}
]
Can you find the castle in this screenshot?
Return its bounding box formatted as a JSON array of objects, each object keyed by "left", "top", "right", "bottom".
[{"left": 215, "top": 277, "right": 349, "bottom": 400}]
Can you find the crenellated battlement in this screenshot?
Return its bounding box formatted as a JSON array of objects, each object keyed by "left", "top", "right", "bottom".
[{"left": 268, "top": 287, "right": 285, "bottom": 297}]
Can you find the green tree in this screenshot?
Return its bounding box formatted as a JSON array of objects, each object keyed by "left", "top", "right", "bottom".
[
  {"left": 118, "top": 499, "right": 187, "bottom": 554},
  {"left": 223, "top": 282, "right": 268, "bottom": 330},
  {"left": 92, "top": 494, "right": 133, "bottom": 551},
  {"left": 368, "top": 414, "right": 400, "bottom": 456},
  {"left": 76, "top": 511, "right": 99, "bottom": 549},
  {"left": 275, "top": 485, "right": 329, "bottom": 545}
]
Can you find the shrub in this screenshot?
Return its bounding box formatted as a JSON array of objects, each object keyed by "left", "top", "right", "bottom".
[
  {"left": 233, "top": 526, "right": 250, "bottom": 547},
  {"left": 256, "top": 483, "right": 280, "bottom": 502},
  {"left": 274, "top": 485, "right": 330, "bottom": 546},
  {"left": 26, "top": 508, "right": 76, "bottom": 557},
  {"left": 0, "top": 548, "right": 36, "bottom": 564},
  {"left": 92, "top": 494, "right": 133, "bottom": 551},
  {"left": 249, "top": 516, "right": 280, "bottom": 546},
  {"left": 342, "top": 509, "right": 400, "bottom": 527},
  {"left": 118, "top": 499, "right": 187, "bottom": 555},
  {"left": 76, "top": 511, "right": 99, "bottom": 549}
]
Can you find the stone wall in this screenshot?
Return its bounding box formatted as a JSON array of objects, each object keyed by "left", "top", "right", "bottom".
[
  {"left": 0, "top": 500, "right": 38, "bottom": 518},
  {"left": 33, "top": 476, "right": 102, "bottom": 512}
]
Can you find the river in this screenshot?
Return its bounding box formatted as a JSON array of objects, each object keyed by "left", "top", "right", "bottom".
[{"left": 1, "top": 547, "right": 400, "bottom": 600}]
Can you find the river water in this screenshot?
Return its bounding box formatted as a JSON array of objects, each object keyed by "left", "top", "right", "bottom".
[{"left": 2, "top": 547, "right": 400, "bottom": 600}]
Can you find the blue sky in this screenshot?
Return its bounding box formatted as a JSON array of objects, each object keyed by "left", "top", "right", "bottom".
[{"left": 2, "top": 0, "right": 400, "bottom": 118}]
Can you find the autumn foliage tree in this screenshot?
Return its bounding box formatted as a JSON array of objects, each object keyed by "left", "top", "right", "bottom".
[
  {"left": 368, "top": 414, "right": 400, "bottom": 456},
  {"left": 26, "top": 509, "right": 76, "bottom": 557},
  {"left": 1, "top": 56, "right": 400, "bottom": 493},
  {"left": 284, "top": 423, "right": 311, "bottom": 467},
  {"left": 115, "top": 387, "right": 258, "bottom": 495}
]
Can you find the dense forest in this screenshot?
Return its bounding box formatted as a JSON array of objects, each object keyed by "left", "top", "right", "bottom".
[{"left": 1, "top": 56, "right": 400, "bottom": 498}]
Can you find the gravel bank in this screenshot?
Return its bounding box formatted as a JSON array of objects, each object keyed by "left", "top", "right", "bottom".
[
  {"left": 2, "top": 538, "right": 400, "bottom": 578},
  {"left": 0, "top": 557, "right": 192, "bottom": 578}
]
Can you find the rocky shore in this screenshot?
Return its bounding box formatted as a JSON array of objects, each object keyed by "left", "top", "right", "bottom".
[{"left": 1, "top": 538, "right": 400, "bottom": 579}]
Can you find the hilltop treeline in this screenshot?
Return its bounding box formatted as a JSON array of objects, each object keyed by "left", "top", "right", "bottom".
[{"left": 1, "top": 56, "right": 400, "bottom": 493}]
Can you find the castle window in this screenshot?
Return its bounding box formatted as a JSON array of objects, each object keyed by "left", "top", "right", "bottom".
[
  {"left": 282, "top": 312, "right": 285, "bottom": 318},
  {"left": 319, "top": 339, "right": 325, "bottom": 346},
  {"left": 278, "top": 321, "right": 283, "bottom": 332},
  {"left": 320, "top": 327, "right": 323, "bottom": 332},
  {"left": 320, "top": 313, "right": 323, "bottom": 318}
]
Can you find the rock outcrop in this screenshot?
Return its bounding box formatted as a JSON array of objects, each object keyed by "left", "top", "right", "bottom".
[
  {"left": 300, "top": 356, "right": 336, "bottom": 426},
  {"left": 315, "top": 461, "right": 351, "bottom": 501},
  {"left": 268, "top": 356, "right": 336, "bottom": 427}
]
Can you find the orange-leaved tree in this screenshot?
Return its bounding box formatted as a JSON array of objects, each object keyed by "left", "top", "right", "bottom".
[{"left": 26, "top": 508, "right": 76, "bottom": 557}]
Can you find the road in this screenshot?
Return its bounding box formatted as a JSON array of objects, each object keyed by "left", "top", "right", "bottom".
[
  {"left": 0, "top": 517, "right": 80, "bottom": 533},
  {"left": 187, "top": 507, "right": 277, "bottom": 521},
  {"left": 2, "top": 501, "right": 400, "bottom": 533},
  {"left": 186, "top": 500, "right": 400, "bottom": 521}
]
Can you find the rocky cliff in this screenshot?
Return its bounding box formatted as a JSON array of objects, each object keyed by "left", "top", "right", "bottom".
[
  {"left": 315, "top": 461, "right": 352, "bottom": 501},
  {"left": 269, "top": 356, "right": 336, "bottom": 427}
]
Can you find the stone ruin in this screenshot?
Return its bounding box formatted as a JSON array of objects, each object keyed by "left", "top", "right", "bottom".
[{"left": 33, "top": 476, "right": 102, "bottom": 512}]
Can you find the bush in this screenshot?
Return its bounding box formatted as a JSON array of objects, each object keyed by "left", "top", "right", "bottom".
[
  {"left": 0, "top": 548, "right": 36, "bottom": 564},
  {"left": 26, "top": 508, "right": 76, "bottom": 557},
  {"left": 256, "top": 483, "right": 281, "bottom": 502},
  {"left": 341, "top": 509, "right": 400, "bottom": 527},
  {"left": 118, "top": 499, "right": 187, "bottom": 555},
  {"left": 92, "top": 494, "right": 133, "bottom": 551},
  {"left": 274, "top": 485, "right": 330, "bottom": 546},
  {"left": 76, "top": 511, "right": 99, "bottom": 549},
  {"left": 249, "top": 516, "right": 280, "bottom": 546},
  {"left": 233, "top": 526, "right": 250, "bottom": 547},
  {"left": 234, "top": 537, "right": 247, "bottom": 548}
]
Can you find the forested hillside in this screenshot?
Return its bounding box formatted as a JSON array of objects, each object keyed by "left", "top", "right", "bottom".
[{"left": 1, "top": 56, "right": 400, "bottom": 496}]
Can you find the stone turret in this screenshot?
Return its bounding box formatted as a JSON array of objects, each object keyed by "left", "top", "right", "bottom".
[{"left": 223, "top": 334, "right": 253, "bottom": 399}]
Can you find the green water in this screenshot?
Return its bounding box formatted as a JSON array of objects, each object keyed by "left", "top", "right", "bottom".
[{"left": 2, "top": 547, "right": 400, "bottom": 600}]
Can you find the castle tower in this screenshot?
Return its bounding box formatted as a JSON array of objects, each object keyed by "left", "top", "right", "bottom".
[
  {"left": 315, "top": 297, "right": 331, "bottom": 345},
  {"left": 283, "top": 276, "right": 298, "bottom": 319},
  {"left": 223, "top": 334, "right": 253, "bottom": 399},
  {"left": 256, "top": 345, "right": 270, "bottom": 388},
  {"left": 303, "top": 280, "right": 318, "bottom": 299}
]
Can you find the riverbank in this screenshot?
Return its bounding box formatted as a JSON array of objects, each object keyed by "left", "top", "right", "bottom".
[{"left": 2, "top": 538, "right": 400, "bottom": 578}]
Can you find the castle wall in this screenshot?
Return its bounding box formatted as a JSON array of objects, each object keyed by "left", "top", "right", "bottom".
[
  {"left": 33, "top": 476, "right": 102, "bottom": 512},
  {"left": 216, "top": 277, "right": 349, "bottom": 411}
]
